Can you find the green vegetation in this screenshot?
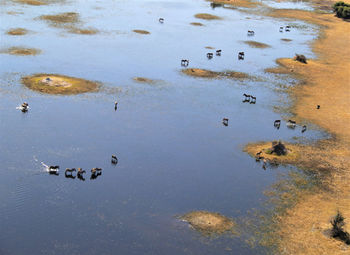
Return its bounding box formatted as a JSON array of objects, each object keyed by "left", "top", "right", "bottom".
[{"left": 333, "top": 2, "right": 350, "bottom": 19}]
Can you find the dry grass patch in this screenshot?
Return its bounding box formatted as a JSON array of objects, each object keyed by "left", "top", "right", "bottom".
[
  {"left": 22, "top": 74, "right": 100, "bottom": 95},
  {"left": 281, "top": 38, "right": 292, "bottom": 42},
  {"left": 6, "top": 28, "right": 28, "bottom": 36},
  {"left": 205, "top": 46, "right": 215, "bottom": 49},
  {"left": 133, "top": 29, "right": 150, "bottom": 34},
  {"left": 40, "top": 12, "right": 79, "bottom": 25},
  {"left": 3, "top": 47, "right": 40, "bottom": 56},
  {"left": 182, "top": 68, "right": 249, "bottom": 79},
  {"left": 195, "top": 13, "right": 221, "bottom": 20},
  {"left": 14, "top": 0, "right": 47, "bottom": 5},
  {"left": 190, "top": 22, "right": 204, "bottom": 26},
  {"left": 244, "top": 40, "right": 271, "bottom": 48},
  {"left": 210, "top": 0, "right": 259, "bottom": 8},
  {"left": 181, "top": 211, "right": 235, "bottom": 235}
]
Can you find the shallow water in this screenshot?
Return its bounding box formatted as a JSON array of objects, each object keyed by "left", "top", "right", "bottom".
[{"left": 0, "top": 0, "right": 327, "bottom": 254}]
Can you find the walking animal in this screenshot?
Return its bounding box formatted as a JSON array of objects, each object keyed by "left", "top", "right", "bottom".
[
  {"left": 111, "top": 155, "right": 118, "bottom": 165},
  {"left": 238, "top": 52, "right": 245, "bottom": 60},
  {"left": 222, "top": 118, "right": 229, "bottom": 126},
  {"left": 287, "top": 119, "right": 296, "bottom": 129},
  {"left": 207, "top": 53, "right": 213, "bottom": 59},
  {"left": 159, "top": 18, "right": 164, "bottom": 23},
  {"left": 247, "top": 30, "right": 255, "bottom": 36},
  {"left": 274, "top": 120, "right": 281, "bottom": 128},
  {"left": 181, "top": 59, "right": 189, "bottom": 67},
  {"left": 216, "top": 50, "right": 222, "bottom": 56}
]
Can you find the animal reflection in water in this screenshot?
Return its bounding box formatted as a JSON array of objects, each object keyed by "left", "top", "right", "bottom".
[
  {"left": 111, "top": 155, "right": 118, "bottom": 165},
  {"left": 181, "top": 59, "right": 189, "bottom": 67},
  {"left": 222, "top": 118, "right": 229, "bottom": 126},
  {"left": 90, "top": 168, "right": 102, "bottom": 180},
  {"left": 77, "top": 168, "right": 86, "bottom": 181},
  {"left": 242, "top": 93, "right": 256, "bottom": 104},
  {"left": 65, "top": 168, "right": 76, "bottom": 179}
]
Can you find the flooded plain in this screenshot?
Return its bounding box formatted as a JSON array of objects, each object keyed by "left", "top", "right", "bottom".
[{"left": 0, "top": 0, "right": 328, "bottom": 254}]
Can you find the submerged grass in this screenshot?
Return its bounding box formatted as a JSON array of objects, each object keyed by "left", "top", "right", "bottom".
[
  {"left": 39, "top": 12, "right": 79, "bottom": 25},
  {"left": 6, "top": 28, "right": 28, "bottom": 36},
  {"left": 2, "top": 47, "right": 41, "bottom": 56},
  {"left": 182, "top": 68, "right": 249, "bottom": 80},
  {"left": 243, "top": 40, "right": 271, "bottom": 48}
]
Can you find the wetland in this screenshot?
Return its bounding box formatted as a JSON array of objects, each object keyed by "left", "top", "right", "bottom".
[{"left": 0, "top": 0, "right": 349, "bottom": 254}]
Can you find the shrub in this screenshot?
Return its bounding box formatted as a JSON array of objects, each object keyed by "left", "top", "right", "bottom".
[
  {"left": 330, "top": 211, "right": 350, "bottom": 245},
  {"left": 333, "top": 1, "right": 350, "bottom": 18},
  {"left": 295, "top": 54, "right": 307, "bottom": 64}
]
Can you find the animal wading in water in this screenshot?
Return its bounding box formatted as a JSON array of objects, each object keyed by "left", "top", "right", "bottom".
[
  {"left": 181, "top": 59, "right": 189, "bottom": 67},
  {"left": 222, "top": 118, "right": 229, "bottom": 126}
]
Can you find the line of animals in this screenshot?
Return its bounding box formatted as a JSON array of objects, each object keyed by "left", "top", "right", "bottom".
[
  {"left": 45, "top": 155, "right": 118, "bottom": 181},
  {"left": 178, "top": 24, "right": 292, "bottom": 66}
]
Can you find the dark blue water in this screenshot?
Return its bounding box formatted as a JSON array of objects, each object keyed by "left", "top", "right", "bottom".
[{"left": 0, "top": 0, "right": 327, "bottom": 254}]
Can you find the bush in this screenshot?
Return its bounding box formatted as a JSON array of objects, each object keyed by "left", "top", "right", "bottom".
[
  {"left": 295, "top": 54, "right": 307, "bottom": 64},
  {"left": 333, "top": 1, "right": 350, "bottom": 18},
  {"left": 330, "top": 211, "right": 350, "bottom": 245}
]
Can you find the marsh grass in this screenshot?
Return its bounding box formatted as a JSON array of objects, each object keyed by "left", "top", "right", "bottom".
[
  {"left": 40, "top": 12, "right": 79, "bottom": 26},
  {"left": 243, "top": 40, "right": 271, "bottom": 48},
  {"left": 182, "top": 68, "right": 249, "bottom": 79},
  {"left": 3, "top": 47, "right": 40, "bottom": 56}
]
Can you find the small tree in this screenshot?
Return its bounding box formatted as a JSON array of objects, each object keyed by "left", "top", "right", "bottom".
[
  {"left": 333, "top": 2, "right": 350, "bottom": 18},
  {"left": 330, "top": 211, "right": 350, "bottom": 245}
]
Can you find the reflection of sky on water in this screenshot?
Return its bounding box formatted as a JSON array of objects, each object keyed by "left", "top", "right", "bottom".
[{"left": 0, "top": 0, "right": 327, "bottom": 254}]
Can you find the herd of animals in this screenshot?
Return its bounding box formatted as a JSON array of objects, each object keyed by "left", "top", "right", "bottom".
[
  {"left": 16, "top": 11, "right": 319, "bottom": 178},
  {"left": 42, "top": 155, "right": 118, "bottom": 181}
]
